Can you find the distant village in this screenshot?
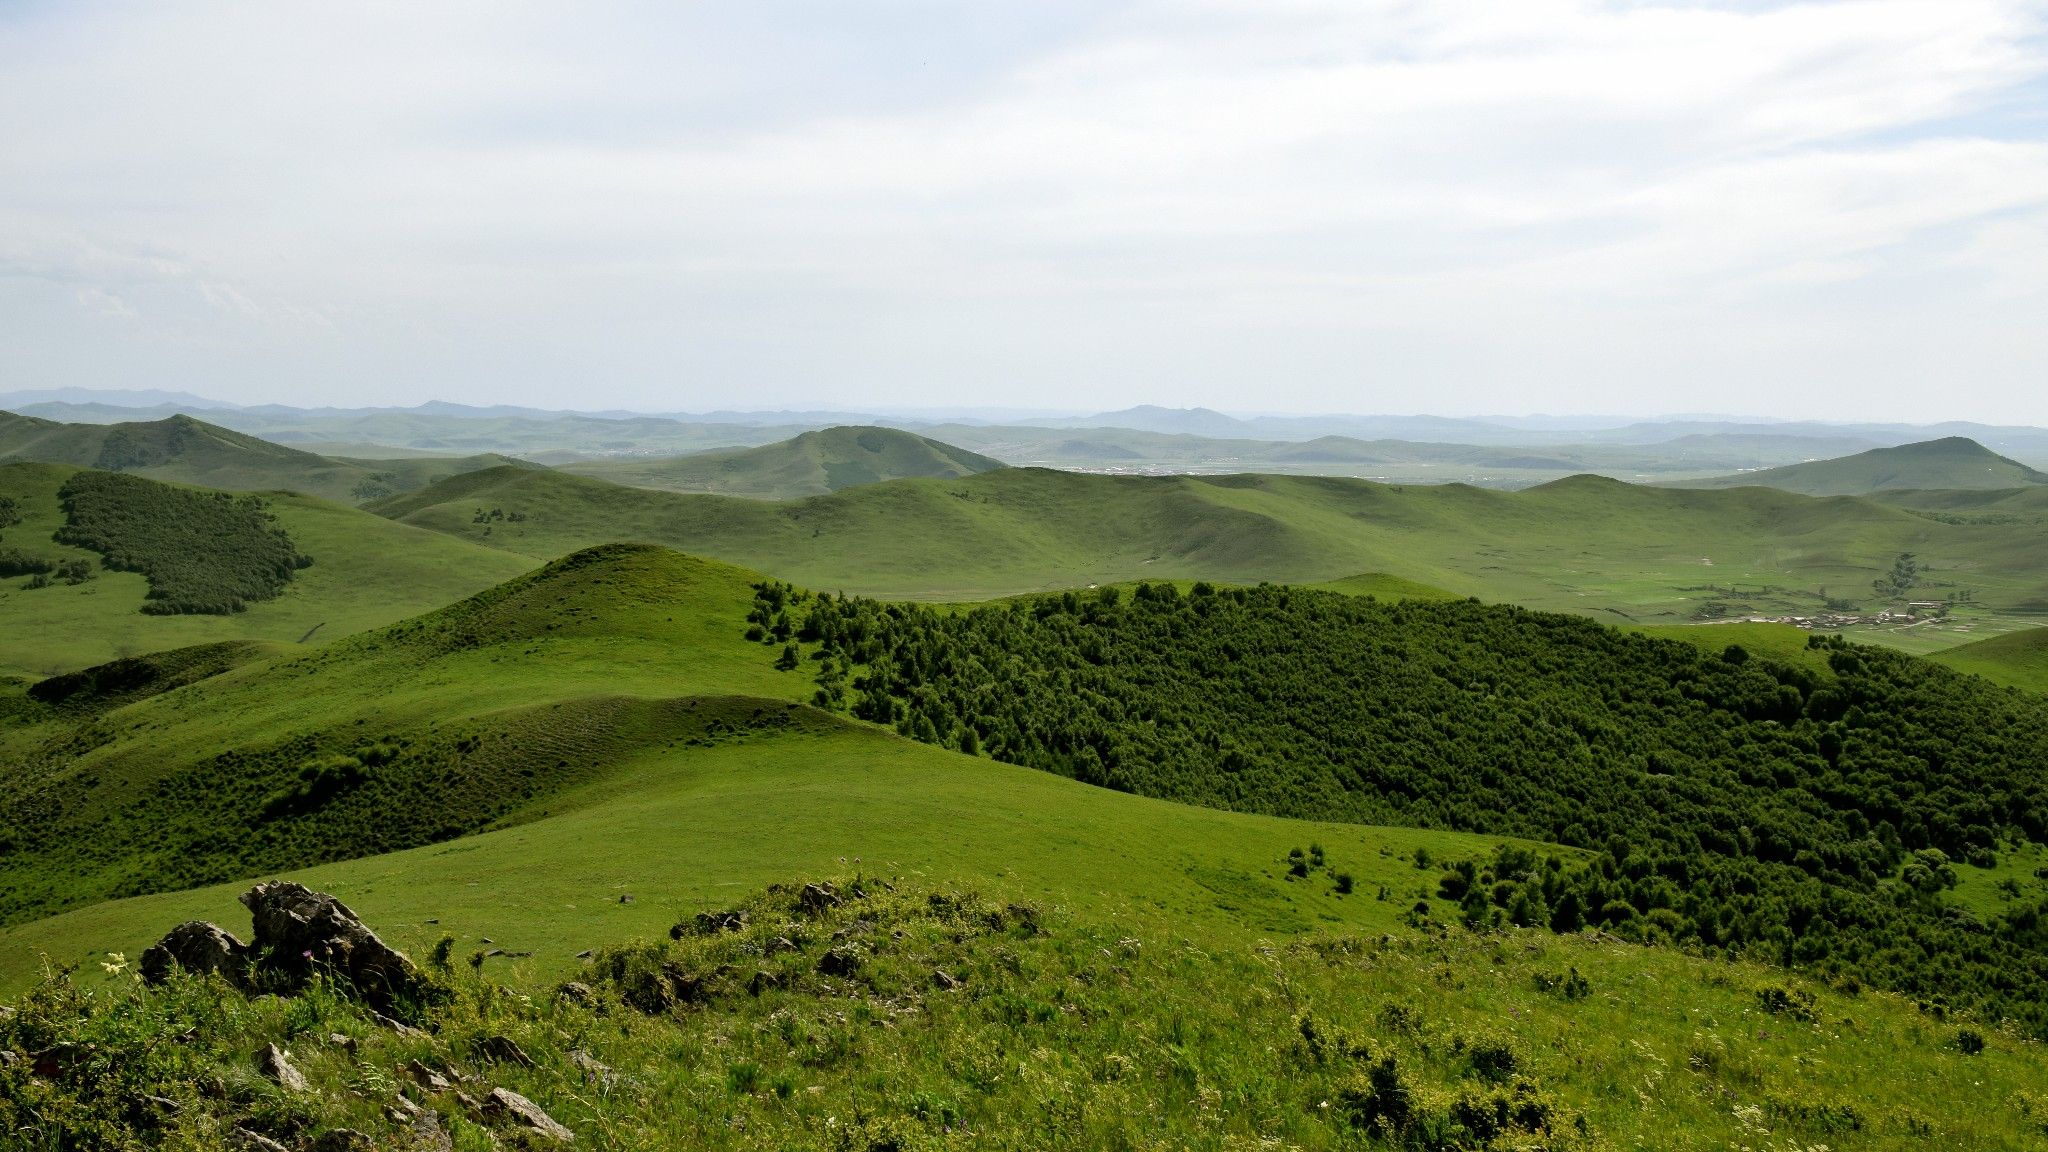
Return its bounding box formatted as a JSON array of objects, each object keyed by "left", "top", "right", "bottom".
[{"left": 1701, "top": 602, "right": 1952, "bottom": 631}]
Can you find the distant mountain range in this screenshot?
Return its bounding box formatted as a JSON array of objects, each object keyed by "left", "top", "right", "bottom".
[{"left": 8, "top": 390, "right": 2048, "bottom": 485}]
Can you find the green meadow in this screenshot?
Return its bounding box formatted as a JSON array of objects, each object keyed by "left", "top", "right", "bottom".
[{"left": 0, "top": 462, "right": 534, "bottom": 678}]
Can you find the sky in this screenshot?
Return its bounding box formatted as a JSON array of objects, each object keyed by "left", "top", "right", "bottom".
[{"left": 3, "top": 1, "right": 2047, "bottom": 420}]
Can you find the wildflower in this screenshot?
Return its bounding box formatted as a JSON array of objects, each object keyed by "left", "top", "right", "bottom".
[{"left": 100, "top": 952, "right": 128, "bottom": 976}]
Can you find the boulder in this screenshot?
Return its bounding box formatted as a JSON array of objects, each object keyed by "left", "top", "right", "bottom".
[
  {"left": 254, "top": 1043, "right": 306, "bottom": 1093},
  {"left": 484, "top": 1087, "right": 575, "bottom": 1142},
  {"left": 240, "top": 881, "right": 426, "bottom": 1011},
  {"left": 139, "top": 921, "right": 248, "bottom": 987}
]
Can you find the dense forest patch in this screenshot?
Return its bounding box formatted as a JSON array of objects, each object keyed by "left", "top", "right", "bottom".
[
  {"left": 766, "top": 580, "right": 2048, "bottom": 1034},
  {"left": 52, "top": 471, "right": 312, "bottom": 614}
]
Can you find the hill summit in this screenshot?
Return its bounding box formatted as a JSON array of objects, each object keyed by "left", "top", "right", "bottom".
[
  {"left": 562, "top": 425, "right": 1005, "bottom": 498},
  {"left": 1677, "top": 436, "right": 2048, "bottom": 495}
]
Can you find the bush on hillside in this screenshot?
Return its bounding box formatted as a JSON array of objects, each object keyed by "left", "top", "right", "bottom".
[
  {"left": 769, "top": 580, "right": 2048, "bottom": 1035},
  {"left": 0, "top": 547, "right": 52, "bottom": 577},
  {"left": 52, "top": 471, "right": 312, "bottom": 614}
]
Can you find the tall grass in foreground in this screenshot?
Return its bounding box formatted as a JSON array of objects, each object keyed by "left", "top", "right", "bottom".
[{"left": 4, "top": 877, "right": 2044, "bottom": 1150}]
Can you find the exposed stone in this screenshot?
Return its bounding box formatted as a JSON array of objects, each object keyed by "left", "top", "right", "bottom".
[
  {"left": 555, "top": 981, "right": 593, "bottom": 1006},
  {"left": 746, "top": 969, "right": 781, "bottom": 996},
  {"left": 568, "top": 1049, "right": 613, "bottom": 1087},
  {"left": 817, "top": 946, "right": 862, "bottom": 977},
  {"left": 240, "top": 881, "right": 426, "bottom": 1011},
  {"left": 228, "top": 1129, "right": 289, "bottom": 1152},
  {"left": 474, "top": 1035, "right": 535, "bottom": 1068},
  {"left": 254, "top": 1043, "right": 306, "bottom": 1093},
  {"left": 406, "top": 1059, "right": 453, "bottom": 1092},
  {"left": 307, "top": 1129, "right": 373, "bottom": 1152},
  {"left": 484, "top": 1087, "right": 575, "bottom": 1142},
  {"left": 933, "top": 969, "right": 962, "bottom": 990},
  {"left": 327, "top": 1032, "right": 358, "bottom": 1055},
  {"left": 369, "top": 1009, "right": 428, "bottom": 1037},
  {"left": 32, "top": 1042, "right": 84, "bottom": 1079},
  {"left": 687, "top": 909, "right": 748, "bottom": 936},
  {"left": 139, "top": 921, "right": 247, "bottom": 987},
  {"left": 797, "top": 883, "right": 841, "bottom": 917},
  {"left": 398, "top": 1111, "right": 455, "bottom": 1152}
]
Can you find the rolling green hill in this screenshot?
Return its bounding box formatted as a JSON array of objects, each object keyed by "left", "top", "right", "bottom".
[
  {"left": 1676, "top": 436, "right": 2048, "bottom": 496},
  {"left": 1930, "top": 626, "right": 2048, "bottom": 693},
  {"left": 6, "top": 545, "right": 2048, "bottom": 1149},
  {"left": 564, "top": 425, "right": 1006, "bottom": 498},
  {"left": 368, "top": 463, "right": 2048, "bottom": 639},
  {"left": 0, "top": 410, "right": 529, "bottom": 504},
  {"left": 0, "top": 462, "right": 536, "bottom": 677}
]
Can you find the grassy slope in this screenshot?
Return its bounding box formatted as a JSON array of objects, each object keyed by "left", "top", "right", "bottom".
[
  {"left": 1677, "top": 436, "right": 2048, "bottom": 495},
  {"left": 5, "top": 549, "right": 2044, "bottom": 1146},
  {"left": 1930, "top": 626, "right": 2048, "bottom": 693},
  {"left": 369, "top": 464, "right": 2048, "bottom": 638},
  {"left": 0, "top": 410, "right": 522, "bottom": 504},
  {"left": 564, "top": 425, "right": 1006, "bottom": 499},
  {"left": 0, "top": 545, "right": 1523, "bottom": 982},
  {"left": 0, "top": 462, "right": 535, "bottom": 677}
]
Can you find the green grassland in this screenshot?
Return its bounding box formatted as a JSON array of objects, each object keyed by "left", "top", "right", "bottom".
[
  {"left": 370, "top": 463, "right": 2048, "bottom": 641},
  {"left": 0, "top": 410, "right": 528, "bottom": 505},
  {"left": 7, "top": 546, "right": 2048, "bottom": 1147},
  {"left": 564, "top": 425, "right": 1006, "bottom": 499},
  {"left": 1675, "top": 436, "right": 2048, "bottom": 496},
  {"left": 1930, "top": 626, "right": 2048, "bottom": 693},
  {"left": 13, "top": 871, "right": 2048, "bottom": 1150},
  {"left": 0, "top": 463, "right": 534, "bottom": 678}
]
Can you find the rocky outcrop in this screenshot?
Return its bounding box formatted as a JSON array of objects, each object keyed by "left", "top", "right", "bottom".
[
  {"left": 137, "top": 881, "right": 428, "bottom": 1013},
  {"left": 483, "top": 1087, "right": 575, "bottom": 1142},
  {"left": 139, "top": 921, "right": 248, "bottom": 987},
  {"left": 239, "top": 881, "right": 427, "bottom": 1011}
]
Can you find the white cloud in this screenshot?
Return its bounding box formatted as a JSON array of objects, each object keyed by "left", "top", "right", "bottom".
[{"left": 0, "top": 0, "right": 2044, "bottom": 418}]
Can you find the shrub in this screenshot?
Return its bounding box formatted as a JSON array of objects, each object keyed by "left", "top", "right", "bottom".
[{"left": 0, "top": 548, "right": 53, "bottom": 577}]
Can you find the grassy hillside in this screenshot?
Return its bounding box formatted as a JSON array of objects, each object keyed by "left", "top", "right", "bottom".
[
  {"left": 1677, "top": 436, "right": 2048, "bottom": 496},
  {"left": 0, "top": 463, "right": 535, "bottom": 677},
  {"left": 13, "top": 876, "right": 2048, "bottom": 1151},
  {"left": 368, "top": 464, "right": 2048, "bottom": 643},
  {"left": 1930, "top": 626, "right": 2048, "bottom": 693},
  {"left": 6, "top": 546, "right": 2047, "bottom": 1148},
  {"left": 0, "top": 410, "right": 527, "bottom": 504},
  {"left": 0, "top": 545, "right": 1525, "bottom": 968},
  {"left": 565, "top": 425, "right": 1006, "bottom": 498}
]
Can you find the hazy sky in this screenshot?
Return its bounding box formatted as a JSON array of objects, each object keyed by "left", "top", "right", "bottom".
[{"left": 3, "top": 2, "right": 2047, "bottom": 419}]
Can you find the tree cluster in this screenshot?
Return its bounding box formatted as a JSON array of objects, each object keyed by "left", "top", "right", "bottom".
[
  {"left": 52, "top": 471, "right": 312, "bottom": 614},
  {"left": 770, "top": 580, "right": 2048, "bottom": 1034}
]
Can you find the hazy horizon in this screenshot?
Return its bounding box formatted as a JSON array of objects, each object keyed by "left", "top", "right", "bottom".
[{"left": 5, "top": 2, "right": 2047, "bottom": 421}]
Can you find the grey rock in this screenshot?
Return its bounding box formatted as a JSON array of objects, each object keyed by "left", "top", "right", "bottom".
[
  {"left": 240, "top": 881, "right": 425, "bottom": 1011},
  {"left": 254, "top": 1043, "right": 306, "bottom": 1093},
  {"left": 228, "top": 1129, "right": 289, "bottom": 1152},
  {"left": 816, "top": 946, "right": 862, "bottom": 977},
  {"left": 473, "top": 1035, "right": 534, "bottom": 1068},
  {"left": 484, "top": 1087, "right": 574, "bottom": 1142},
  {"left": 406, "top": 1059, "right": 453, "bottom": 1092},
  {"left": 139, "top": 921, "right": 247, "bottom": 987}
]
